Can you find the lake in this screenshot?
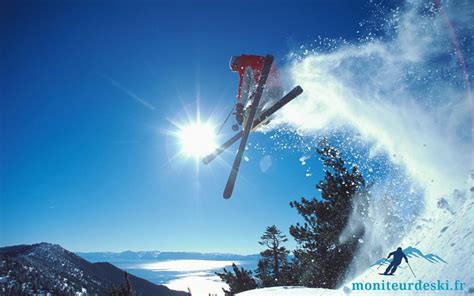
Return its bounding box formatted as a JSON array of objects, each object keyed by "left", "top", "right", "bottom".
[{"left": 82, "top": 256, "right": 258, "bottom": 296}]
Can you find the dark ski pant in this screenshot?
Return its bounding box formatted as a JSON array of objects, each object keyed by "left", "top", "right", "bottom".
[{"left": 384, "top": 261, "right": 400, "bottom": 275}]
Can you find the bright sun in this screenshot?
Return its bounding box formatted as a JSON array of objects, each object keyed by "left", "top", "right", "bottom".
[{"left": 178, "top": 122, "right": 217, "bottom": 157}]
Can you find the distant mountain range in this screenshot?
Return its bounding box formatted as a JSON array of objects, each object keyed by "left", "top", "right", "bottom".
[
  {"left": 0, "top": 243, "right": 188, "bottom": 296},
  {"left": 77, "top": 250, "right": 260, "bottom": 262}
]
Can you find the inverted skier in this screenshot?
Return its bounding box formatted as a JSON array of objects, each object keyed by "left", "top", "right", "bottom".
[
  {"left": 229, "top": 54, "right": 283, "bottom": 131},
  {"left": 383, "top": 247, "right": 409, "bottom": 275}
]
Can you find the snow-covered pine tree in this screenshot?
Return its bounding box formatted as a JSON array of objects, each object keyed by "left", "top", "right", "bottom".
[
  {"left": 289, "top": 139, "right": 365, "bottom": 288},
  {"left": 255, "top": 225, "right": 290, "bottom": 287}
]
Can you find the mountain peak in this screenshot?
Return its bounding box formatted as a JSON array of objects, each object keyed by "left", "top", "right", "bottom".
[{"left": 0, "top": 242, "right": 187, "bottom": 296}]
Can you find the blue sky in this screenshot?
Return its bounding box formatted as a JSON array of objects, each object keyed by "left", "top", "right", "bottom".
[{"left": 1, "top": 0, "right": 383, "bottom": 254}]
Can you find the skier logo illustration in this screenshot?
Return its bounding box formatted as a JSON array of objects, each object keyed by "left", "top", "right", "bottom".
[
  {"left": 229, "top": 54, "right": 283, "bottom": 131},
  {"left": 383, "top": 247, "right": 408, "bottom": 275}
]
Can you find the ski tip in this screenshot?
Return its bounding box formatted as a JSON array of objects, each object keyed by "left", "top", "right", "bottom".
[
  {"left": 202, "top": 156, "right": 211, "bottom": 165},
  {"left": 294, "top": 85, "right": 304, "bottom": 94},
  {"left": 223, "top": 183, "right": 234, "bottom": 199},
  {"left": 265, "top": 54, "right": 274, "bottom": 65}
]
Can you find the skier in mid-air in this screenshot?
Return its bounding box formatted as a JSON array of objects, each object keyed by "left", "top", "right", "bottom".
[
  {"left": 229, "top": 54, "right": 283, "bottom": 130},
  {"left": 202, "top": 54, "right": 303, "bottom": 199},
  {"left": 383, "top": 247, "right": 409, "bottom": 275}
]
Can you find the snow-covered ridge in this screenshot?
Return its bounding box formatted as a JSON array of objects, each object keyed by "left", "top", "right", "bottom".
[{"left": 0, "top": 242, "right": 188, "bottom": 296}]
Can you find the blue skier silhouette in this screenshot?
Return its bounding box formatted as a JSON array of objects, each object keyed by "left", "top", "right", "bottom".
[{"left": 383, "top": 247, "right": 408, "bottom": 275}]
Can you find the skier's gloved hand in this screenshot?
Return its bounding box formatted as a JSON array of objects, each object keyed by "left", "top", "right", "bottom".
[{"left": 405, "top": 259, "right": 408, "bottom": 263}]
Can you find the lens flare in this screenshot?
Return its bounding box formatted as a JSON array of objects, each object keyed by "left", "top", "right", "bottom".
[{"left": 178, "top": 122, "right": 217, "bottom": 158}]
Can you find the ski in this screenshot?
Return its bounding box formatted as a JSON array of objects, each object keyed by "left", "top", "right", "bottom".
[
  {"left": 223, "top": 55, "right": 274, "bottom": 199},
  {"left": 202, "top": 85, "right": 303, "bottom": 165}
]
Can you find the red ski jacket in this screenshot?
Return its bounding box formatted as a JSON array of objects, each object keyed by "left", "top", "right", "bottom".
[{"left": 232, "top": 54, "right": 279, "bottom": 100}]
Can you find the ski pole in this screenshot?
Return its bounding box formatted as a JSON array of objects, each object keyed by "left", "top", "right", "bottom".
[
  {"left": 377, "top": 258, "right": 386, "bottom": 269},
  {"left": 406, "top": 261, "right": 416, "bottom": 278}
]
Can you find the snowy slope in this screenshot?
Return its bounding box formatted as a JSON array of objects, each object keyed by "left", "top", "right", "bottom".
[
  {"left": 237, "top": 190, "right": 474, "bottom": 295},
  {"left": 238, "top": 286, "right": 338, "bottom": 296},
  {"left": 347, "top": 191, "right": 474, "bottom": 295}
]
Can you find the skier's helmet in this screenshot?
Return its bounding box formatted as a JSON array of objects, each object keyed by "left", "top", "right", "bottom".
[
  {"left": 229, "top": 56, "right": 240, "bottom": 71},
  {"left": 397, "top": 247, "right": 402, "bottom": 251}
]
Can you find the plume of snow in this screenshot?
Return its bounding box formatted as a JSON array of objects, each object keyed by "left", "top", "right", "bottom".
[
  {"left": 270, "top": 0, "right": 472, "bottom": 211},
  {"left": 264, "top": 0, "right": 473, "bottom": 283}
]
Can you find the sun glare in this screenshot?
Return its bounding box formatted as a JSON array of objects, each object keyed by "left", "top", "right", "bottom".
[{"left": 178, "top": 122, "right": 217, "bottom": 158}]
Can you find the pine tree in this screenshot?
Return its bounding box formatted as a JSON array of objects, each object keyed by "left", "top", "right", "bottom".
[
  {"left": 109, "top": 272, "right": 133, "bottom": 296},
  {"left": 289, "top": 139, "right": 365, "bottom": 288},
  {"left": 215, "top": 263, "right": 257, "bottom": 294},
  {"left": 255, "top": 225, "right": 290, "bottom": 287}
]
